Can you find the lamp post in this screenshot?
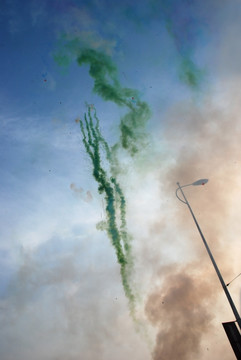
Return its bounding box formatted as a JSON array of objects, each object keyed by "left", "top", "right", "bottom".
[{"left": 176, "top": 179, "right": 241, "bottom": 332}]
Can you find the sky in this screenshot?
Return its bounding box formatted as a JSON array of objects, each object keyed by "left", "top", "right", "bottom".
[{"left": 1, "top": 0, "right": 241, "bottom": 359}]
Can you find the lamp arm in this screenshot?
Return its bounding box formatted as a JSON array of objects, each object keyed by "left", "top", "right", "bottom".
[
  {"left": 175, "top": 188, "right": 187, "bottom": 204},
  {"left": 175, "top": 182, "right": 193, "bottom": 204}
]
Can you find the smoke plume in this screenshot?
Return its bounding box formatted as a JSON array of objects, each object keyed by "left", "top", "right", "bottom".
[
  {"left": 143, "top": 91, "right": 241, "bottom": 359},
  {"left": 145, "top": 265, "right": 214, "bottom": 360}
]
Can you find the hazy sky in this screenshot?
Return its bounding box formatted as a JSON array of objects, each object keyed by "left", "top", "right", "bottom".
[{"left": 1, "top": 1, "right": 241, "bottom": 359}]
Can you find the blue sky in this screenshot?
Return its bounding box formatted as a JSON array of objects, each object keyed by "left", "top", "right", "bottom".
[{"left": 1, "top": 1, "right": 241, "bottom": 359}]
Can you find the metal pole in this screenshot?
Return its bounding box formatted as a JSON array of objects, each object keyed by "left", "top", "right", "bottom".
[{"left": 177, "top": 182, "right": 241, "bottom": 331}]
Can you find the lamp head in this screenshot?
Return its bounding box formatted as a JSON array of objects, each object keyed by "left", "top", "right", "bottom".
[{"left": 192, "top": 179, "right": 208, "bottom": 186}]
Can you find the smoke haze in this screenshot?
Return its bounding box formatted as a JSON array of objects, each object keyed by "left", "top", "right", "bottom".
[{"left": 1, "top": 1, "right": 241, "bottom": 360}]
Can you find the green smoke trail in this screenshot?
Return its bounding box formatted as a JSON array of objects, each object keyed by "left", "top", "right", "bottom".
[
  {"left": 79, "top": 108, "right": 135, "bottom": 315},
  {"left": 147, "top": 0, "right": 206, "bottom": 89},
  {"left": 178, "top": 58, "right": 204, "bottom": 89},
  {"left": 92, "top": 109, "right": 134, "bottom": 269}
]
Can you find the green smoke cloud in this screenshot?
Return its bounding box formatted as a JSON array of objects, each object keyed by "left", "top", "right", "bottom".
[
  {"left": 79, "top": 48, "right": 151, "bottom": 155},
  {"left": 54, "top": 40, "right": 151, "bottom": 155}
]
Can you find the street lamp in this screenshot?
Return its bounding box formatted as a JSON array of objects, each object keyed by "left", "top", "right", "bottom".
[{"left": 176, "top": 179, "right": 241, "bottom": 333}]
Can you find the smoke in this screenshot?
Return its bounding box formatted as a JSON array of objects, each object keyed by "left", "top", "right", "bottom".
[
  {"left": 54, "top": 38, "right": 152, "bottom": 316},
  {"left": 52, "top": 5, "right": 241, "bottom": 359},
  {"left": 70, "top": 183, "right": 93, "bottom": 202},
  {"left": 142, "top": 89, "right": 241, "bottom": 359},
  {"left": 54, "top": 44, "right": 151, "bottom": 156},
  {"left": 120, "top": 0, "right": 210, "bottom": 89},
  {"left": 145, "top": 265, "right": 214, "bottom": 360},
  {"left": 150, "top": 0, "right": 208, "bottom": 89},
  {"left": 1, "top": 236, "right": 149, "bottom": 360},
  {"left": 163, "top": 97, "right": 241, "bottom": 231},
  {"left": 79, "top": 108, "right": 136, "bottom": 316}
]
